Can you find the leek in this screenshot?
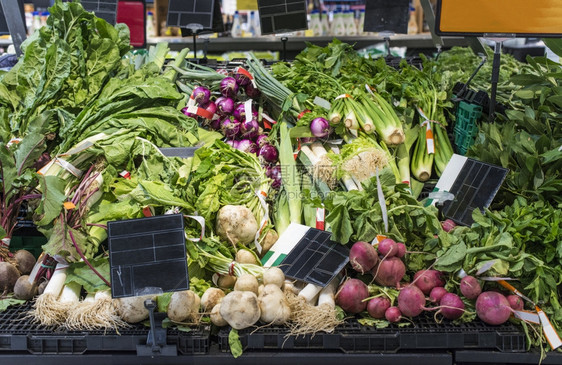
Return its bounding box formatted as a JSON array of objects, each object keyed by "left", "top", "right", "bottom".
[{"left": 279, "top": 123, "right": 302, "bottom": 224}]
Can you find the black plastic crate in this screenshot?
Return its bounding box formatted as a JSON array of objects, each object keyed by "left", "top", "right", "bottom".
[
  {"left": 0, "top": 302, "right": 210, "bottom": 355},
  {"left": 218, "top": 313, "right": 525, "bottom": 354}
]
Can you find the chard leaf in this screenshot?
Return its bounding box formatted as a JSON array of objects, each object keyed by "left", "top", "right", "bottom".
[
  {"left": 35, "top": 175, "right": 66, "bottom": 226},
  {"left": 435, "top": 242, "right": 466, "bottom": 271},
  {"left": 228, "top": 329, "right": 243, "bottom": 359},
  {"left": 65, "top": 256, "right": 110, "bottom": 293},
  {"left": 0, "top": 298, "right": 26, "bottom": 312}
]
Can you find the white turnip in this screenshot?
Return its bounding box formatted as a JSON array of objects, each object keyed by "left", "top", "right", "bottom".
[
  {"left": 167, "top": 290, "right": 200, "bottom": 323},
  {"left": 200, "top": 288, "right": 225, "bottom": 312},
  {"left": 385, "top": 306, "right": 402, "bottom": 323},
  {"left": 413, "top": 269, "right": 445, "bottom": 295},
  {"left": 258, "top": 284, "right": 291, "bottom": 325},
  {"left": 216, "top": 205, "right": 258, "bottom": 245},
  {"left": 234, "top": 274, "right": 259, "bottom": 295},
  {"left": 506, "top": 294, "right": 524, "bottom": 311},
  {"left": 367, "top": 297, "right": 391, "bottom": 319},
  {"left": 117, "top": 294, "right": 157, "bottom": 323},
  {"left": 210, "top": 302, "right": 228, "bottom": 326},
  {"left": 438, "top": 293, "right": 465, "bottom": 320},
  {"left": 475, "top": 291, "right": 512, "bottom": 325},
  {"left": 372, "top": 257, "right": 406, "bottom": 288},
  {"left": 220, "top": 291, "right": 261, "bottom": 329},
  {"left": 397, "top": 285, "right": 426, "bottom": 317},
  {"left": 262, "top": 267, "right": 285, "bottom": 289},
  {"left": 377, "top": 238, "right": 399, "bottom": 257},
  {"left": 460, "top": 276, "right": 482, "bottom": 299},
  {"left": 429, "top": 287, "right": 448, "bottom": 303},
  {"left": 349, "top": 241, "right": 379, "bottom": 274},
  {"left": 235, "top": 249, "right": 260, "bottom": 265},
  {"left": 335, "top": 278, "right": 369, "bottom": 314},
  {"left": 217, "top": 275, "right": 237, "bottom": 289}
]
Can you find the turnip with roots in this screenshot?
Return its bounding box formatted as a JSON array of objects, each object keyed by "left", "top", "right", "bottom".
[
  {"left": 460, "top": 275, "right": 482, "bottom": 299},
  {"left": 372, "top": 257, "right": 406, "bottom": 288},
  {"left": 349, "top": 241, "right": 379, "bottom": 274},
  {"left": 412, "top": 269, "right": 445, "bottom": 295},
  {"left": 475, "top": 291, "right": 513, "bottom": 325},
  {"left": 335, "top": 278, "right": 369, "bottom": 314},
  {"left": 367, "top": 297, "right": 391, "bottom": 319}
]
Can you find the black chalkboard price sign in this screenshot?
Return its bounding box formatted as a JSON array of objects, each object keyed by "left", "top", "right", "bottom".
[
  {"left": 167, "top": 0, "right": 215, "bottom": 31},
  {"left": 364, "top": 0, "right": 409, "bottom": 34},
  {"left": 257, "top": 0, "right": 308, "bottom": 35}
]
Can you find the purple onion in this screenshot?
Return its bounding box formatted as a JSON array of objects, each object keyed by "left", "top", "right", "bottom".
[
  {"left": 258, "top": 144, "right": 279, "bottom": 163},
  {"left": 210, "top": 117, "right": 222, "bottom": 130},
  {"left": 216, "top": 96, "right": 235, "bottom": 116},
  {"left": 220, "top": 77, "right": 239, "bottom": 98},
  {"left": 236, "top": 139, "right": 258, "bottom": 154},
  {"left": 266, "top": 165, "right": 282, "bottom": 189},
  {"left": 255, "top": 134, "right": 269, "bottom": 147},
  {"left": 221, "top": 117, "right": 240, "bottom": 139},
  {"left": 181, "top": 107, "right": 197, "bottom": 119},
  {"left": 202, "top": 101, "right": 217, "bottom": 115},
  {"left": 244, "top": 83, "right": 260, "bottom": 98},
  {"left": 225, "top": 140, "right": 239, "bottom": 149},
  {"left": 234, "top": 72, "right": 251, "bottom": 87},
  {"left": 310, "top": 117, "right": 331, "bottom": 138},
  {"left": 232, "top": 103, "right": 246, "bottom": 121},
  {"left": 192, "top": 86, "right": 211, "bottom": 106},
  {"left": 240, "top": 118, "right": 260, "bottom": 139},
  {"left": 300, "top": 137, "right": 317, "bottom": 144}
]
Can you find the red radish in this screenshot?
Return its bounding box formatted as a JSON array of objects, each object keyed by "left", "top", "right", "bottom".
[
  {"left": 372, "top": 257, "right": 405, "bottom": 288},
  {"left": 335, "top": 279, "right": 369, "bottom": 314},
  {"left": 397, "top": 285, "right": 426, "bottom": 317},
  {"left": 385, "top": 306, "right": 402, "bottom": 323},
  {"left": 349, "top": 241, "right": 379, "bottom": 274},
  {"left": 367, "top": 297, "right": 391, "bottom": 319},
  {"left": 460, "top": 276, "right": 482, "bottom": 299},
  {"left": 506, "top": 295, "right": 524, "bottom": 311},
  {"left": 475, "top": 291, "right": 512, "bottom": 325},
  {"left": 441, "top": 219, "right": 456, "bottom": 232},
  {"left": 429, "top": 287, "right": 448, "bottom": 303},
  {"left": 377, "top": 238, "right": 399, "bottom": 257},
  {"left": 413, "top": 269, "right": 445, "bottom": 295},
  {"left": 396, "top": 242, "right": 406, "bottom": 258},
  {"left": 438, "top": 293, "right": 465, "bottom": 320}
]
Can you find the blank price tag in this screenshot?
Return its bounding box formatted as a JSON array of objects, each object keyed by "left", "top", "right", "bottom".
[{"left": 257, "top": 0, "right": 308, "bottom": 35}]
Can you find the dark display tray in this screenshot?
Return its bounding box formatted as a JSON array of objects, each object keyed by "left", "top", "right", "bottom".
[
  {"left": 0, "top": 302, "right": 210, "bottom": 355},
  {"left": 218, "top": 314, "right": 525, "bottom": 354}
]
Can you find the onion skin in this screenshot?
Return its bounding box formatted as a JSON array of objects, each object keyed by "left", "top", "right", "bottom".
[{"left": 310, "top": 117, "right": 331, "bottom": 138}]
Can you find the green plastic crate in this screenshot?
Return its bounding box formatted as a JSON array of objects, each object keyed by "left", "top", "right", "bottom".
[
  {"left": 453, "top": 101, "right": 482, "bottom": 155},
  {"left": 9, "top": 235, "right": 46, "bottom": 259}
]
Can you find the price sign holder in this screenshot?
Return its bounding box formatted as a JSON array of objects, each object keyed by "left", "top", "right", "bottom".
[
  {"left": 0, "top": 0, "right": 27, "bottom": 56},
  {"left": 108, "top": 214, "right": 189, "bottom": 357},
  {"left": 168, "top": 0, "right": 224, "bottom": 63},
  {"left": 64, "top": 0, "right": 119, "bottom": 25},
  {"left": 434, "top": 0, "right": 562, "bottom": 122}
]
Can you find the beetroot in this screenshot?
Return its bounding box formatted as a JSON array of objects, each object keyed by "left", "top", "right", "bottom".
[
  {"left": 413, "top": 269, "right": 445, "bottom": 295},
  {"left": 439, "top": 293, "right": 465, "bottom": 320},
  {"left": 349, "top": 241, "right": 379, "bottom": 274},
  {"left": 335, "top": 279, "right": 369, "bottom": 314},
  {"left": 441, "top": 219, "right": 456, "bottom": 232},
  {"left": 460, "top": 276, "right": 482, "bottom": 299},
  {"left": 367, "top": 297, "right": 391, "bottom": 319},
  {"left": 396, "top": 242, "right": 406, "bottom": 258},
  {"left": 429, "top": 287, "right": 448, "bottom": 303},
  {"left": 475, "top": 291, "right": 512, "bottom": 325},
  {"left": 506, "top": 295, "right": 524, "bottom": 311},
  {"left": 372, "top": 257, "right": 406, "bottom": 288},
  {"left": 385, "top": 306, "right": 402, "bottom": 323},
  {"left": 397, "top": 285, "right": 426, "bottom": 317},
  {"left": 377, "top": 238, "right": 399, "bottom": 257}
]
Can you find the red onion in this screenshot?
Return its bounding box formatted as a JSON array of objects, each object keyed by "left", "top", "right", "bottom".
[
  {"left": 216, "top": 96, "right": 235, "bottom": 116},
  {"left": 209, "top": 117, "right": 222, "bottom": 130},
  {"left": 310, "top": 117, "right": 331, "bottom": 138},
  {"left": 300, "top": 137, "right": 317, "bottom": 144},
  {"left": 192, "top": 86, "right": 211, "bottom": 106},
  {"left": 225, "top": 140, "right": 239, "bottom": 149},
  {"left": 258, "top": 144, "right": 279, "bottom": 163},
  {"left": 234, "top": 72, "right": 251, "bottom": 87},
  {"left": 221, "top": 117, "right": 240, "bottom": 139},
  {"left": 240, "top": 118, "right": 259, "bottom": 139},
  {"left": 220, "top": 77, "right": 239, "bottom": 98},
  {"left": 266, "top": 165, "right": 282, "bottom": 189},
  {"left": 232, "top": 103, "right": 246, "bottom": 121},
  {"left": 181, "top": 107, "right": 197, "bottom": 119},
  {"left": 236, "top": 139, "right": 258, "bottom": 154},
  {"left": 244, "top": 83, "right": 260, "bottom": 98},
  {"left": 201, "top": 101, "right": 217, "bottom": 119},
  {"left": 255, "top": 134, "right": 268, "bottom": 147}
]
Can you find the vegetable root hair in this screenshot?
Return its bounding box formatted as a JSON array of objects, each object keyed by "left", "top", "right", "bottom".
[
  {"left": 313, "top": 155, "right": 337, "bottom": 188},
  {"left": 65, "top": 297, "right": 130, "bottom": 331},
  {"left": 29, "top": 293, "right": 74, "bottom": 326},
  {"left": 284, "top": 290, "right": 343, "bottom": 336}
]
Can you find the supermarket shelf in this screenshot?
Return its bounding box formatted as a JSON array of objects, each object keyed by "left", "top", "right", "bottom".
[
  {"left": 0, "top": 345, "right": 453, "bottom": 365},
  {"left": 147, "top": 34, "right": 470, "bottom": 54},
  {"left": 455, "top": 350, "right": 562, "bottom": 365}
]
